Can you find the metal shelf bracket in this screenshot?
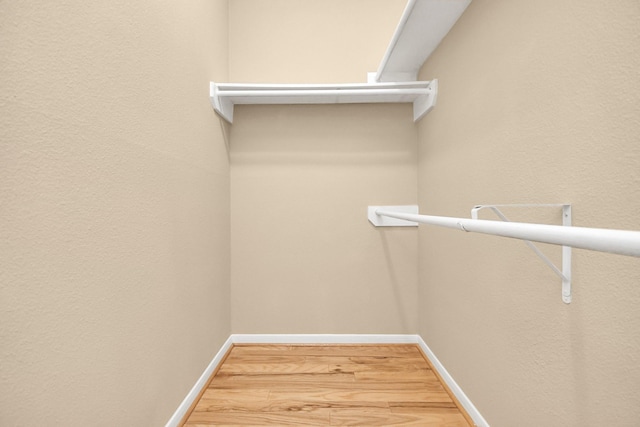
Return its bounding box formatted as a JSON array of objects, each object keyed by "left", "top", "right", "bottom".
[{"left": 471, "top": 204, "right": 573, "bottom": 304}]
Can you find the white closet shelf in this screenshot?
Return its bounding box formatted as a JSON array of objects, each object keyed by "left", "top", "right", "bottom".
[
  {"left": 210, "top": 80, "right": 437, "bottom": 124},
  {"left": 210, "top": 0, "right": 472, "bottom": 124},
  {"left": 376, "top": 0, "right": 471, "bottom": 82}
]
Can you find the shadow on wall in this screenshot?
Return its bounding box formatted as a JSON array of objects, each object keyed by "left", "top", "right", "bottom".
[
  {"left": 229, "top": 104, "right": 417, "bottom": 167},
  {"left": 378, "top": 228, "right": 415, "bottom": 332}
]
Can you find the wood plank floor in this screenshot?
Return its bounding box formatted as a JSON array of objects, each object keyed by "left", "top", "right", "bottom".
[{"left": 182, "top": 344, "right": 473, "bottom": 426}]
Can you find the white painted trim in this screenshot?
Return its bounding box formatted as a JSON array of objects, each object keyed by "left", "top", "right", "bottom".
[
  {"left": 165, "top": 334, "right": 489, "bottom": 427},
  {"left": 164, "top": 336, "right": 234, "bottom": 427},
  {"left": 230, "top": 333, "right": 420, "bottom": 344},
  {"left": 415, "top": 336, "right": 490, "bottom": 427}
]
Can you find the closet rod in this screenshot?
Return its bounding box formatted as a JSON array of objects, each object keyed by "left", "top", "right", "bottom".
[{"left": 372, "top": 208, "right": 640, "bottom": 258}]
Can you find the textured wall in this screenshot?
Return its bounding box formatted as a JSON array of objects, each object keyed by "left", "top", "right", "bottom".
[
  {"left": 228, "top": 0, "right": 418, "bottom": 334},
  {"left": 230, "top": 104, "right": 418, "bottom": 334},
  {"left": 0, "top": 1, "right": 230, "bottom": 425},
  {"left": 417, "top": 0, "right": 640, "bottom": 425}
]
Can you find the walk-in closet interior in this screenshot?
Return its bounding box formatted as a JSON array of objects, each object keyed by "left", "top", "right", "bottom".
[{"left": 2, "top": 1, "right": 639, "bottom": 426}]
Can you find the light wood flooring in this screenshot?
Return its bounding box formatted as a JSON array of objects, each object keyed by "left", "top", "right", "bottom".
[{"left": 181, "top": 344, "right": 473, "bottom": 426}]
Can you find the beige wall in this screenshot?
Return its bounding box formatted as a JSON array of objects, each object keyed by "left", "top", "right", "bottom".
[
  {"left": 417, "top": 0, "right": 640, "bottom": 426},
  {"left": 4, "top": 0, "right": 638, "bottom": 425},
  {"left": 230, "top": 104, "right": 418, "bottom": 334},
  {"left": 228, "top": 0, "right": 418, "bottom": 334},
  {"left": 229, "top": 0, "right": 407, "bottom": 83},
  {"left": 0, "top": 1, "right": 230, "bottom": 425}
]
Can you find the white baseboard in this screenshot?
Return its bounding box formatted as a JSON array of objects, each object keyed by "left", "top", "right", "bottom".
[
  {"left": 164, "top": 335, "right": 234, "bottom": 427},
  {"left": 165, "top": 334, "right": 488, "bottom": 427},
  {"left": 230, "top": 333, "right": 420, "bottom": 344},
  {"left": 415, "top": 335, "right": 490, "bottom": 427}
]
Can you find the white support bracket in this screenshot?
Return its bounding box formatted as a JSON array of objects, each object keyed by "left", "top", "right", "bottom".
[
  {"left": 368, "top": 205, "right": 419, "bottom": 227},
  {"left": 413, "top": 79, "right": 437, "bottom": 121},
  {"left": 369, "top": 203, "right": 574, "bottom": 304},
  {"left": 472, "top": 204, "right": 573, "bottom": 304},
  {"left": 210, "top": 82, "right": 235, "bottom": 123}
]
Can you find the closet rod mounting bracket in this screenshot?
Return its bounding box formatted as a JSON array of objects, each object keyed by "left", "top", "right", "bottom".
[{"left": 472, "top": 204, "right": 572, "bottom": 304}]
